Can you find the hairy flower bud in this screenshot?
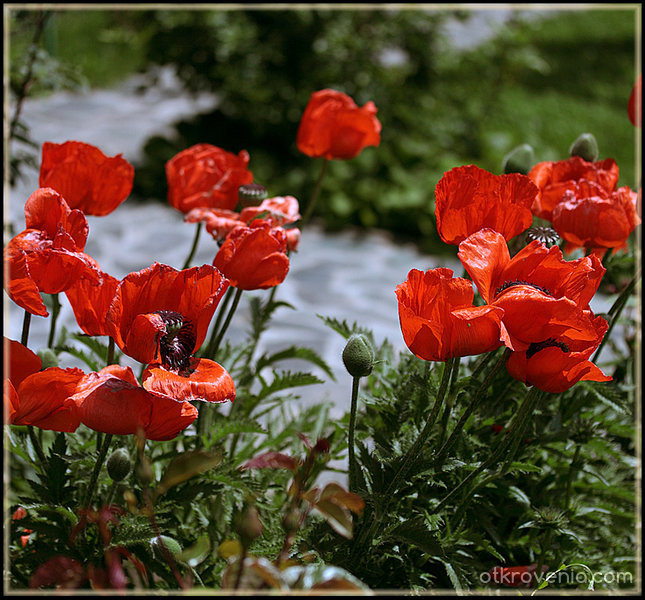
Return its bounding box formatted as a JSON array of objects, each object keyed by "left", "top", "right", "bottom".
[
  {"left": 235, "top": 504, "right": 264, "bottom": 547},
  {"left": 502, "top": 143, "right": 535, "bottom": 175},
  {"left": 106, "top": 448, "right": 131, "bottom": 482},
  {"left": 569, "top": 133, "right": 599, "bottom": 162},
  {"left": 342, "top": 334, "right": 374, "bottom": 378},
  {"left": 150, "top": 535, "right": 182, "bottom": 561}
]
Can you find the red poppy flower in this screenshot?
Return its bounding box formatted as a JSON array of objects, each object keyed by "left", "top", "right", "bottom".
[
  {"left": 506, "top": 313, "right": 611, "bottom": 393},
  {"left": 296, "top": 89, "right": 382, "bottom": 160},
  {"left": 165, "top": 143, "right": 254, "bottom": 213},
  {"left": 458, "top": 228, "right": 606, "bottom": 352},
  {"left": 69, "top": 365, "right": 199, "bottom": 441},
  {"left": 142, "top": 357, "right": 235, "bottom": 404},
  {"left": 628, "top": 74, "right": 641, "bottom": 127},
  {"left": 185, "top": 195, "right": 302, "bottom": 251},
  {"left": 4, "top": 338, "right": 84, "bottom": 431},
  {"left": 395, "top": 268, "right": 506, "bottom": 362},
  {"left": 3, "top": 188, "right": 101, "bottom": 316},
  {"left": 11, "top": 506, "right": 33, "bottom": 547},
  {"left": 105, "top": 262, "right": 229, "bottom": 367},
  {"left": 551, "top": 186, "right": 640, "bottom": 255},
  {"left": 488, "top": 564, "right": 549, "bottom": 588},
  {"left": 213, "top": 221, "right": 290, "bottom": 290},
  {"left": 528, "top": 156, "right": 620, "bottom": 221},
  {"left": 434, "top": 165, "right": 537, "bottom": 245},
  {"left": 39, "top": 141, "right": 134, "bottom": 216}
]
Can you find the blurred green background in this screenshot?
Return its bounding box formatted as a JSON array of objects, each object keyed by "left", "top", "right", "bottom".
[{"left": 8, "top": 7, "right": 639, "bottom": 256}]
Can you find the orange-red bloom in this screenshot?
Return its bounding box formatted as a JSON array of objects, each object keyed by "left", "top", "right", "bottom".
[
  {"left": 528, "top": 156, "right": 620, "bottom": 221},
  {"left": 551, "top": 186, "right": 640, "bottom": 256},
  {"left": 39, "top": 141, "right": 134, "bottom": 216},
  {"left": 165, "top": 143, "right": 254, "bottom": 214},
  {"left": 3, "top": 188, "right": 102, "bottom": 316},
  {"left": 395, "top": 268, "right": 506, "bottom": 362},
  {"left": 296, "top": 89, "right": 381, "bottom": 160},
  {"left": 213, "top": 221, "right": 290, "bottom": 290},
  {"left": 628, "top": 74, "right": 641, "bottom": 127},
  {"left": 68, "top": 365, "right": 201, "bottom": 441},
  {"left": 104, "top": 262, "right": 229, "bottom": 367},
  {"left": 505, "top": 314, "right": 611, "bottom": 393},
  {"left": 434, "top": 165, "right": 537, "bottom": 245},
  {"left": 4, "top": 338, "right": 84, "bottom": 432},
  {"left": 185, "top": 195, "right": 302, "bottom": 251}
]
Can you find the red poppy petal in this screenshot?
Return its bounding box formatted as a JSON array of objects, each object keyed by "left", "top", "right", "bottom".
[
  {"left": 3, "top": 237, "right": 49, "bottom": 316},
  {"left": 14, "top": 368, "right": 84, "bottom": 431},
  {"left": 142, "top": 357, "right": 235, "bottom": 404},
  {"left": 5, "top": 338, "right": 42, "bottom": 389}
]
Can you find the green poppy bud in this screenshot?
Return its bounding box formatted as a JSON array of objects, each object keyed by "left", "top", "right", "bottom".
[
  {"left": 238, "top": 183, "right": 268, "bottom": 207},
  {"left": 569, "top": 133, "right": 599, "bottom": 162},
  {"left": 502, "top": 144, "right": 535, "bottom": 175},
  {"left": 106, "top": 448, "right": 131, "bottom": 482},
  {"left": 235, "top": 504, "right": 264, "bottom": 547},
  {"left": 150, "top": 535, "right": 182, "bottom": 561},
  {"left": 37, "top": 348, "right": 59, "bottom": 369},
  {"left": 342, "top": 333, "right": 374, "bottom": 378}
]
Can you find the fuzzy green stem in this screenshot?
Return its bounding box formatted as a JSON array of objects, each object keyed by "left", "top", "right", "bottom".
[
  {"left": 347, "top": 376, "right": 361, "bottom": 494},
  {"left": 46, "top": 293, "right": 61, "bottom": 348},
  {"left": 434, "top": 349, "right": 509, "bottom": 467},
  {"left": 592, "top": 267, "right": 641, "bottom": 364},
  {"left": 564, "top": 444, "right": 581, "bottom": 512},
  {"left": 181, "top": 222, "right": 203, "bottom": 270},
  {"left": 106, "top": 336, "right": 116, "bottom": 366},
  {"left": 21, "top": 311, "right": 32, "bottom": 346},
  {"left": 499, "top": 387, "right": 543, "bottom": 474},
  {"left": 429, "top": 384, "right": 541, "bottom": 515},
  {"left": 534, "top": 529, "right": 553, "bottom": 589},
  {"left": 208, "top": 287, "right": 243, "bottom": 359},
  {"left": 300, "top": 159, "right": 328, "bottom": 228},
  {"left": 84, "top": 433, "right": 113, "bottom": 508},
  {"left": 203, "top": 286, "right": 235, "bottom": 359},
  {"left": 27, "top": 426, "right": 48, "bottom": 467}
]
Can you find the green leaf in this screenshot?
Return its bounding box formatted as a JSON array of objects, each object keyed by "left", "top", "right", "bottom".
[
  {"left": 255, "top": 345, "right": 335, "bottom": 380},
  {"left": 154, "top": 449, "right": 224, "bottom": 501},
  {"left": 313, "top": 499, "right": 354, "bottom": 539},
  {"left": 176, "top": 534, "right": 211, "bottom": 567},
  {"left": 257, "top": 371, "right": 324, "bottom": 401}
]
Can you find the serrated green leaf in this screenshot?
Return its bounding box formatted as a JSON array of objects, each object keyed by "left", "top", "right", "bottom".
[
  {"left": 255, "top": 345, "right": 335, "bottom": 380},
  {"left": 258, "top": 371, "right": 324, "bottom": 401}
]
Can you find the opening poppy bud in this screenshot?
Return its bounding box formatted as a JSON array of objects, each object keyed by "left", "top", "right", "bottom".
[
  {"left": 37, "top": 348, "right": 59, "bottom": 369},
  {"left": 569, "top": 133, "right": 599, "bottom": 162},
  {"left": 342, "top": 334, "right": 374, "bottom": 378},
  {"left": 106, "top": 448, "right": 131, "bottom": 482},
  {"left": 313, "top": 437, "right": 331, "bottom": 455},
  {"left": 150, "top": 535, "right": 183, "bottom": 561},
  {"left": 235, "top": 504, "right": 264, "bottom": 547},
  {"left": 238, "top": 183, "right": 268, "bottom": 207},
  {"left": 502, "top": 143, "right": 535, "bottom": 175}
]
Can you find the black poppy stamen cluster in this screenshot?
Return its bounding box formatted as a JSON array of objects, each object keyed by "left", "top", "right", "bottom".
[
  {"left": 495, "top": 280, "right": 552, "bottom": 298},
  {"left": 156, "top": 310, "right": 196, "bottom": 375},
  {"left": 526, "top": 337, "right": 570, "bottom": 359},
  {"left": 525, "top": 226, "right": 560, "bottom": 247}
]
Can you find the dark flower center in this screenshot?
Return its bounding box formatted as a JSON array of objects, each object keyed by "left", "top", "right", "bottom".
[
  {"left": 526, "top": 337, "right": 570, "bottom": 359},
  {"left": 524, "top": 226, "right": 560, "bottom": 247},
  {"left": 156, "top": 310, "right": 196, "bottom": 375},
  {"left": 495, "top": 279, "right": 552, "bottom": 298}
]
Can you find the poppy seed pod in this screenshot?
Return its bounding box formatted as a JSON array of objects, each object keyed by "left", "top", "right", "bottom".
[
  {"left": 106, "top": 448, "right": 131, "bottom": 482},
  {"left": 342, "top": 334, "right": 374, "bottom": 378},
  {"left": 238, "top": 183, "right": 268, "bottom": 208},
  {"left": 502, "top": 143, "right": 535, "bottom": 175},
  {"left": 569, "top": 133, "right": 599, "bottom": 162}
]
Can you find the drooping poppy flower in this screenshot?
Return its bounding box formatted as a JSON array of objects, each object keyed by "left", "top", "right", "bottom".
[
  {"left": 3, "top": 188, "right": 102, "bottom": 316},
  {"left": 434, "top": 165, "right": 537, "bottom": 245},
  {"left": 39, "top": 141, "right": 134, "bottom": 216},
  {"left": 528, "top": 156, "right": 620, "bottom": 221},
  {"left": 165, "top": 143, "right": 254, "bottom": 214},
  {"left": 213, "top": 221, "right": 290, "bottom": 290},
  {"left": 105, "top": 262, "right": 229, "bottom": 367},
  {"left": 4, "top": 338, "right": 84, "bottom": 431},
  {"left": 488, "top": 564, "right": 549, "bottom": 588},
  {"left": 297, "top": 89, "right": 382, "bottom": 160},
  {"left": 506, "top": 314, "right": 612, "bottom": 393},
  {"left": 395, "top": 267, "right": 506, "bottom": 362},
  {"left": 185, "top": 195, "right": 302, "bottom": 251},
  {"left": 69, "top": 365, "right": 199, "bottom": 441},
  {"left": 551, "top": 186, "right": 640, "bottom": 256},
  {"left": 628, "top": 74, "right": 641, "bottom": 127}
]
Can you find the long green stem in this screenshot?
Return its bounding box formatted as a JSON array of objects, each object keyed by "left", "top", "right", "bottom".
[
  {"left": 21, "top": 311, "right": 31, "bottom": 346},
  {"left": 182, "top": 222, "right": 203, "bottom": 270},
  {"left": 429, "top": 384, "right": 542, "bottom": 515},
  {"left": 47, "top": 293, "right": 61, "bottom": 348},
  {"left": 564, "top": 444, "right": 581, "bottom": 512},
  {"left": 204, "top": 286, "right": 235, "bottom": 358},
  {"left": 84, "top": 433, "right": 113, "bottom": 508},
  {"left": 499, "top": 387, "right": 543, "bottom": 474},
  {"left": 207, "top": 287, "right": 243, "bottom": 359},
  {"left": 300, "top": 159, "right": 328, "bottom": 228},
  {"left": 347, "top": 376, "right": 361, "bottom": 494},
  {"left": 434, "top": 349, "right": 509, "bottom": 467},
  {"left": 27, "top": 426, "right": 48, "bottom": 467},
  {"left": 592, "top": 267, "right": 641, "bottom": 364}
]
